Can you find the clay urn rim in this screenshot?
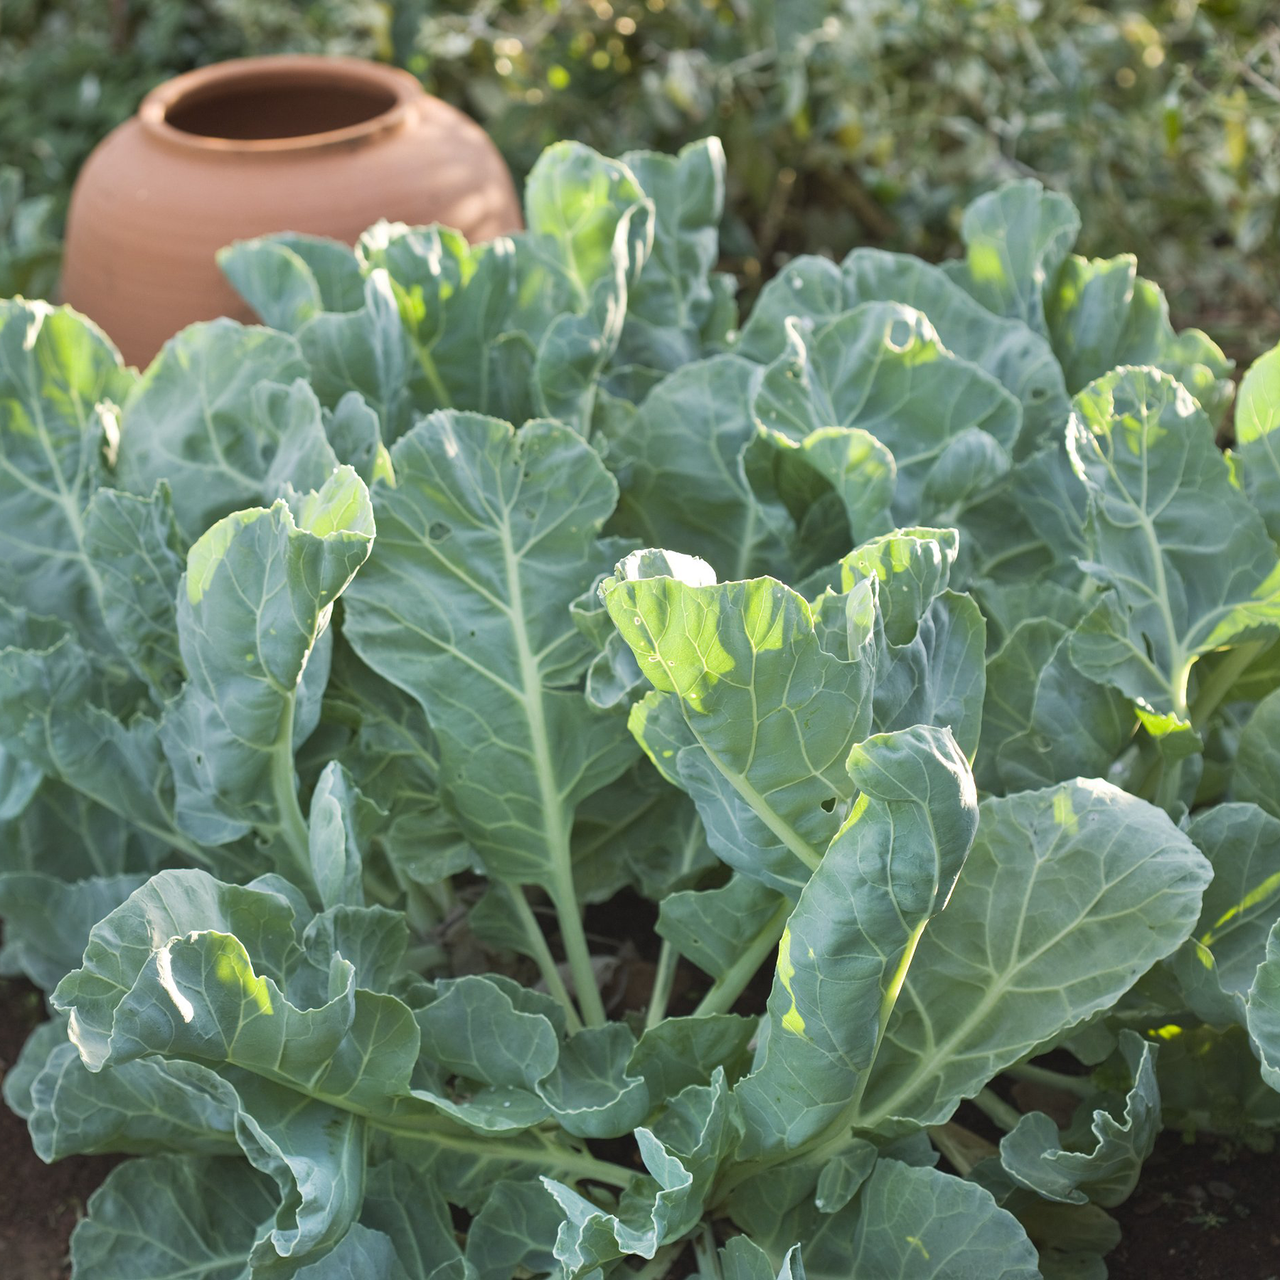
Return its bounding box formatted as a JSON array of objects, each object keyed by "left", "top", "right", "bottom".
[{"left": 138, "top": 54, "right": 423, "bottom": 156}]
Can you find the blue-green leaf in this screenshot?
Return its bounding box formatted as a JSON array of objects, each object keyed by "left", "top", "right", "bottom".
[
  {"left": 343, "top": 412, "right": 636, "bottom": 893},
  {"left": 0, "top": 300, "right": 134, "bottom": 639},
  {"left": 1235, "top": 688, "right": 1280, "bottom": 820},
  {"left": 161, "top": 469, "right": 373, "bottom": 855},
  {"left": 1067, "top": 367, "right": 1280, "bottom": 720},
  {"left": 1046, "top": 254, "right": 1233, "bottom": 419},
  {"left": 735, "top": 726, "right": 977, "bottom": 1155},
  {"left": 999, "top": 1032, "right": 1160, "bottom": 1207},
  {"left": 754, "top": 305, "right": 1020, "bottom": 525},
  {"left": 854, "top": 781, "right": 1210, "bottom": 1129},
  {"left": 70, "top": 1154, "right": 275, "bottom": 1280},
  {"left": 942, "top": 179, "right": 1080, "bottom": 334},
  {"left": 603, "top": 551, "right": 874, "bottom": 895},
  {"left": 115, "top": 320, "right": 310, "bottom": 541}
]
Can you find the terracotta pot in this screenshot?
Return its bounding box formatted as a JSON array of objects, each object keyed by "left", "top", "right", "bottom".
[{"left": 61, "top": 55, "right": 523, "bottom": 367}]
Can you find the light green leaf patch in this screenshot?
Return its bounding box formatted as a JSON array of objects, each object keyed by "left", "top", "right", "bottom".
[{"left": 603, "top": 549, "right": 874, "bottom": 895}]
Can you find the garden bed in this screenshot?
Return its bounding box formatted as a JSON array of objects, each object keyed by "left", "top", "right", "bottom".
[
  {"left": 0, "top": 134, "right": 1278, "bottom": 1280},
  {"left": 5, "top": 965, "right": 1280, "bottom": 1280}
]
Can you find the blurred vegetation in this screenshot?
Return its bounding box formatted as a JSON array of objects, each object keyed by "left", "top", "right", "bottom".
[{"left": 2, "top": 0, "right": 1277, "bottom": 359}]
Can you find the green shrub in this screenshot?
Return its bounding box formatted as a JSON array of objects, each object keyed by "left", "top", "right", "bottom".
[{"left": 3, "top": 1, "right": 1278, "bottom": 350}]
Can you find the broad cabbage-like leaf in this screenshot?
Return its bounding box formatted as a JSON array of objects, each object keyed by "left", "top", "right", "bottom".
[
  {"left": 1047, "top": 254, "right": 1233, "bottom": 419},
  {"left": 161, "top": 468, "right": 374, "bottom": 863},
  {"left": 941, "top": 179, "right": 1080, "bottom": 334},
  {"left": 602, "top": 549, "right": 874, "bottom": 895},
  {"left": 1235, "top": 687, "right": 1280, "bottom": 819},
  {"left": 601, "top": 354, "right": 794, "bottom": 580},
  {"left": 852, "top": 780, "right": 1210, "bottom": 1129},
  {"left": 1067, "top": 367, "right": 1280, "bottom": 723},
  {"left": 70, "top": 1154, "right": 276, "bottom": 1280},
  {"left": 753, "top": 305, "right": 1020, "bottom": 526},
  {"left": 342, "top": 412, "right": 637, "bottom": 906},
  {"left": 977, "top": 616, "right": 1133, "bottom": 795},
  {"left": 1168, "top": 803, "right": 1280, "bottom": 1024},
  {"left": 0, "top": 300, "right": 135, "bottom": 640}
]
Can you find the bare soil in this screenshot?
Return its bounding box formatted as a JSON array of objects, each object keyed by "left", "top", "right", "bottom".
[
  {"left": 1109, "top": 1131, "right": 1280, "bottom": 1280},
  {"left": 0, "top": 978, "right": 120, "bottom": 1280}
]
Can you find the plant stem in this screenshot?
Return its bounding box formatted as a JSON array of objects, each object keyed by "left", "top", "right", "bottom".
[
  {"left": 496, "top": 513, "right": 604, "bottom": 1027},
  {"left": 550, "top": 869, "right": 608, "bottom": 1027},
  {"left": 927, "top": 1123, "right": 979, "bottom": 1178},
  {"left": 973, "top": 1087, "right": 1023, "bottom": 1133},
  {"left": 271, "top": 694, "right": 314, "bottom": 890},
  {"left": 507, "top": 883, "right": 583, "bottom": 1033},
  {"left": 1189, "top": 639, "right": 1269, "bottom": 729},
  {"left": 632, "top": 1240, "right": 687, "bottom": 1280},
  {"left": 645, "top": 815, "right": 709, "bottom": 1030},
  {"left": 691, "top": 899, "right": 791, "bottom": 1018},
  {"left": 1004, "top": 1061, "right": 1095, "bottom": 1098},
  {"left": 646, "top": 939, "right": 679, "bottom": 1031},
  {"left": 412, "top": 339, "right": 452, "bottom": 408},
  {"left": 692, "top": 1223, "right": 722, "bottom": 1279},
  {"left": 371, "top": 1116, "right": 636, "bottom": 1187}
]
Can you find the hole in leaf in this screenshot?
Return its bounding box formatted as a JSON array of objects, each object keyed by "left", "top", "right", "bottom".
[
  {"left": 428, "top": 521, "right": 451, "bottom": 541},
  {"left": 821, "top": 796, "right": 837, "bottom": 812}
]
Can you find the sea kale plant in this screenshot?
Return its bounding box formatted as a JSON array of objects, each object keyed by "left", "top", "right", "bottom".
[{"left": 1, "top": 137, "right": 1279, "bottom": 1279}]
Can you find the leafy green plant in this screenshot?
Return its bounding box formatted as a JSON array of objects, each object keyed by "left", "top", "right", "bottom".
[
  {"left": 6, "top": 1, "right": 1280, "bottom": 361},
  {"left": 2, "top": 136, "right": 1279, "bottom": 1279}
]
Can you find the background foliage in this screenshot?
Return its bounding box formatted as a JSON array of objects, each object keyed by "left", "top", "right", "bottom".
[{"left": 2, "top": 0, "right": 1279, "bottom": 359}]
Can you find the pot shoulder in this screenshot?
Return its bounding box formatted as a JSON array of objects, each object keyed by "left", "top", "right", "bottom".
[{"left": 62, "top": 95, "right": 521, "bottom": 367}]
